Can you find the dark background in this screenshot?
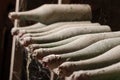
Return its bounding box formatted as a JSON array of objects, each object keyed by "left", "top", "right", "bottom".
[{"left": 0, "top": 0, "right": 120, "bottom": 80}]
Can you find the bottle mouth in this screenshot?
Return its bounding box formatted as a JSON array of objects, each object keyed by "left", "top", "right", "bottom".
[{"left": 9, "top": 12, "right": 19, "bottom": 20}]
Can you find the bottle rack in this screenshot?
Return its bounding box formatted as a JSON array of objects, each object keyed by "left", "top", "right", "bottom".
[{"left": 9, "top": 0, "right": 70, "bottom": 80}]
